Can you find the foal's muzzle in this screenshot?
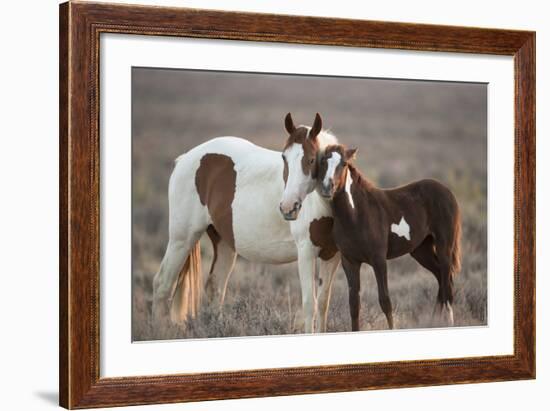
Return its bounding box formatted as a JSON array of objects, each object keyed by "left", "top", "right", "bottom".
[
  {"left": 320, "top": 181, "right": 334, "bottom": 198},
  {"left": 279, "top": 201, "right": 302, "bottom": 221}
]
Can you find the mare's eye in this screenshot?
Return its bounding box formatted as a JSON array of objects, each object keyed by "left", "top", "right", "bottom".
[{"left": 310, "top": 158, "right": 314, "bottom": 164}]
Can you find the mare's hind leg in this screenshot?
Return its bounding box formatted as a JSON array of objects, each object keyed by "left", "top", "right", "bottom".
[
  {"left": 152, "top": 228, "right": 204, "bottom": 324},
  {"left": 204, "top": 226, "right": 237, "bottom": 307},
  {"left": 372, "top": 258, "right": 394, "bottom": 330},
  {"left": 341, "top": 255, "right": 361, "bottom": 331}
]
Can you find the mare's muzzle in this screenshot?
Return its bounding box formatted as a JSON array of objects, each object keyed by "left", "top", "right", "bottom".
[{"left": 279, "top": 201, "right": 302, "bottom": 221}]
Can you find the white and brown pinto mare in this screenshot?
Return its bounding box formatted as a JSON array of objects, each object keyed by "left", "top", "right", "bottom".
[
  {"left": 152, "top": 113, "right": 339, "bottom": 333},
  {"left": 318, "top": 145, "right": 462, "bottom": 331}
]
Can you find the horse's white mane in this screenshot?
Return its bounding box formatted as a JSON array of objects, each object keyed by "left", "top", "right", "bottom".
[
  {"left": 318, "top": 129, "right": 339, "bottom": 150},
  {"left": 303, "top": 125, "right": 339, "bottom": 151}
]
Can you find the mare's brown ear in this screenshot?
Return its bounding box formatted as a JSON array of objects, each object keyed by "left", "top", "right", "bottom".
[
  {"left": 309, "top": 113, "right": 322, "bottom": 140},
  {"left": 344, "top": 148, "right": 358, "bottom": 162},
  {"left": 285, "top": 113, "right": 296, "bottom": 134}
]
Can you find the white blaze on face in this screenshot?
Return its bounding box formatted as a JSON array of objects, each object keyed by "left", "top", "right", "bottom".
[
  {"left": 280, "top": 143, "right": 311, "bottom": 213},
  {"left": 323, "top": 152, "right": 341, "bottom": 187},
  {"left": 391, "top": 216, "right": 411, "bottom": 240},
  {"left": 344, "top": 170, "right": 355, "bottom": 209}
]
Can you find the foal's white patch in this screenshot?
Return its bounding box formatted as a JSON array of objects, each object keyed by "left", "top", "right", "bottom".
[
  {"left": 344, "top": 170, "right": 355, "bottom": 209},
  {"left": 391, "top": 216, "right": 410, "bottom": 240},
  {"left": 323, "top": 152, "right": 341, "bottom": 187}
]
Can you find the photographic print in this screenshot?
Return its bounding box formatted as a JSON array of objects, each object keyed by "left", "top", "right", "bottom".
[
  {"left": 60, "top": 5, "right": 535, "bottom": 406},
  {"left": 131, "top": 68, "right": 487, "bottom": 341}
]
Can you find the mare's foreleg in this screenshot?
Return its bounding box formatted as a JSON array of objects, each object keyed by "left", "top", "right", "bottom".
[
  {"left": 297, "top": 247, "right": 318, "bottom": 333},
  {"left": 315, "top": 253, "right": 340, "bottom": 332}
]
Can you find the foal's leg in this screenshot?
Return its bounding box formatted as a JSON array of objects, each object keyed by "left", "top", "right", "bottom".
[
  {"left": 435, "top": 243, "right": 455, "bottom": 326},
  {"left": 372, "top": 258, "right": 394, "bottom": 329},
  {"left": 410, "top": 236, "right": 440, "bottom": 285},
  {"left": 316, "top": 253, "right": 340, "bottom": 332},
  {"left": 204, "top": 226, "right": 237, "bottom": 307},
  {"left": 410, "top": 236, "right": 444, "bottom": 325},
  {"left": 341, "top": 255, "right": 361, "bottom": 331}
]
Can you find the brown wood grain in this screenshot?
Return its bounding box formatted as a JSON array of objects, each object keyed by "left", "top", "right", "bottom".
[
  {"left": 59, "top": 1, "right": 535, "bottom": 408},
  {"left": 514, "top": 34, "right": 536, "bottom": 374},
  {"left": 59, "top": 2, "right": 69, "bottom": 407}
]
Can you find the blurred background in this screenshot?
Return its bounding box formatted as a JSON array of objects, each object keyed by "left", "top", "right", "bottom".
[{"left": 132, "top": 67, "right": 487, "bottom": 341}]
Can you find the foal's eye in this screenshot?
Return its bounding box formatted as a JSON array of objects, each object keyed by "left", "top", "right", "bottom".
[{"left": 309, "top": 158, "right": 314, "bottom": 164}]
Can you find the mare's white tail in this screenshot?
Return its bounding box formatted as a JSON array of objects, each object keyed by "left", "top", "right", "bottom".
[{"left": 170, "top": 241, "right": 202, "bottom": 323}]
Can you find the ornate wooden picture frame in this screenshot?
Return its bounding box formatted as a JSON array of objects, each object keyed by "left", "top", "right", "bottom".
[{"left": 59, "top": 1, "right": 535, "bottom": 408}]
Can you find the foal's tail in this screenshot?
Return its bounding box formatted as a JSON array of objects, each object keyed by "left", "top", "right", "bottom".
[
  {"left": 450, "top": 208, "right": 462, "bottom": 279},
  {"left": 170, "top": 241, "right": 202, "bottom": 323}
]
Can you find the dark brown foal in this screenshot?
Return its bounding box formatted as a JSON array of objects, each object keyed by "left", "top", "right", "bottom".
[{"left": 318, "top": 145, "right": 462, "bottom": 331}]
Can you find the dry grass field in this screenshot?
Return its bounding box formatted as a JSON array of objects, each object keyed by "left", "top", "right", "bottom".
[{"left": 131, "top": 68, "right": 487, "bottom": 341}]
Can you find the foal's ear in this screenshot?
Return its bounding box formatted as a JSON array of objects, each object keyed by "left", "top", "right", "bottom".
[
  {"left": 284, "top": 113, "right": 296, "bottom": 134},
  {"left": 309, "top": 113, "right": 322, "bottom": 140},
  {"left": 344, "top": 148, "right": 358, "bottom": 162}
]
